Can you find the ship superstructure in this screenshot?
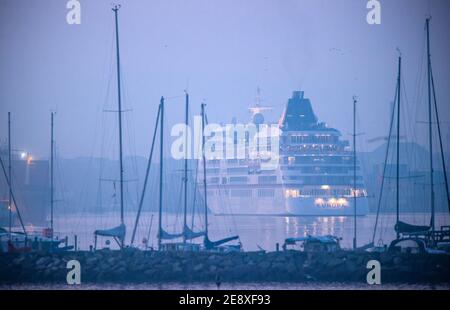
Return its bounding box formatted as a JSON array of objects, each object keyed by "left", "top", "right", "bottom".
[
  {"left": 202, "top": 91, "right": 369, "bottom": 216},
  {"left": 279, "top": 91, "right": 369, "bottom": 215}
]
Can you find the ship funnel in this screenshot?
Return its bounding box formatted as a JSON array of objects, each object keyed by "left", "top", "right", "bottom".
[
  {"left": 293, "top": 91, "right": 304, "bottom": 99},
  {"left": 280, "top": 90, "right": 318, "bottom": 131}
]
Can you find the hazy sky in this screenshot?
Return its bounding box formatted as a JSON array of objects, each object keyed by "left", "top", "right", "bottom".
[{"left": 0, "top": 0, "right": 449, "bottom": 160}]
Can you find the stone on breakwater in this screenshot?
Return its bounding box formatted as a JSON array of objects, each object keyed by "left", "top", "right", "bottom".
[{"left": 0, "top": 250, "right": 449, "bottom": 284}]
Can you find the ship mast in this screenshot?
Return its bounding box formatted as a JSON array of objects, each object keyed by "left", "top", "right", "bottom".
[
  {"left": 426, "top": 18, "right": 435, "bottom": 235},
  {"left": 183, "top": 92, "right": 189, "bottom": 243},
  {"left": 352, "top": 96, "right": 357, "bottom": 250},
  {"left": 50, "top": 112, "right": 55, "bottom": 238},
  {"left": 430, "top": 58, "right": 450, "bottom": 217},
  {"left": 8, "top": 112, "right": 12, "bottom": 240},
  {"left": 0, "top": 125, "right": 27, "bottom": 238},
  {"left": 113, "top": 5, "right": 125, "bottom": 245},
  {"left": 130, "top": 104, "right": 161, "bottom": 245},
  {"left": 371, "top": 96, "right": 397, "bottom": 244},
  {"left": 201, "top": 102, "right": 209, "bottom": 238},
  {"left": 395, "top": 55, "right": 401, "bottom": 239},
  {"left": 158, "top": 97, "right": 165, "bottom": 250}
]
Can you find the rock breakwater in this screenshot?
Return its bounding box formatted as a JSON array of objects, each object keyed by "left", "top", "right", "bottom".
[{"left": 1, "top": 249, "right": 449, "bottom": 284}]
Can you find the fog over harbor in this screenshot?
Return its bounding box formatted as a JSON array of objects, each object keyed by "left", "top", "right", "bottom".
[
  {"left": 1, "top": 1, "right": 450, "bottom": 292},
  {"left": 0, "top": 0, "right": 449, "bottom": 160}
]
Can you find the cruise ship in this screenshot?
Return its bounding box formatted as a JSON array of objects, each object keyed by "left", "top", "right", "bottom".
[{"left": 202, "top": 91, "right": 369, "bottom": 216}]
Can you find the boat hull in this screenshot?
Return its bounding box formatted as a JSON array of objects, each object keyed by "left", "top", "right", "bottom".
[
  {"left": 285, "top": 196, "right": 369, "bottom": 216},
  {"left": 206, "top": 190, "right": 370, "bottom": 216}
]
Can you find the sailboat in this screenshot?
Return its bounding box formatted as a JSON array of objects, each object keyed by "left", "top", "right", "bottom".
[
  {"left": 130, "top": 95, "right": 241, "bottom": 252},
  {"left": 371, "top": 18, "right": 450, "bottom": 253},
  {"left": 94, "top": 5, "right": 126, "bottom": 249},
  {"left": 44, "top": 112, "right": 73, "bottom": 252},
  {"left": 153, "top": 94, "right": 206, "bottom": 251},
  {"left": 1, "top": 113, "right": 71, "bottom": 252},
  {"left": 198, "top": 103, "right": 241, "bottom": 252},
  {"left": 0, "top": 112, "right": 30, "bottom": 253},
  {"left": 129, "top": 94, "right": 205, "bottom": 251}
]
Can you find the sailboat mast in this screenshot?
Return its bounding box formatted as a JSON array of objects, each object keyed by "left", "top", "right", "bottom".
[
  {"left": 352, "top": 97, "right": 357, "bottom": 250},
  {"left": 50, "top": 112, "right": 54, "bottom": 237},
  {"left": 0, "top": 155, "right": 27, "bottom": 237},
  {"left": 371, "top": 95, "right": 397, "bottom": 244},
  {"left": 158, "top": 97, "right": 164, "bottom": 250},
  {"left": 113, "top": 5, "right": 125, "bottom": 232},
  {"left": 131, "top": 104, "right": 161, "bottom": 245},
  {"left": 430, "top": 67, "right": 450, "bottom": 215},
  {"left": 201, "top": 103, "right": 208, "bottom": 237},
  {"left": 396, "top": 56, "right": 401, "bottom": 239},
  {"left": 183, "top": 92, "right": 189, "bottom": 243},
  {"left": 426, "top": 18, "right": 435, "bottom": 234},
  {"left": 8, "top": 112, "right": 12, "bottom": 240}
]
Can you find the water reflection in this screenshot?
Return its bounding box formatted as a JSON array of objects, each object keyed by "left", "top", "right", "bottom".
[{"left": 55, "top": 212, "right": 450, "bottom": 252}]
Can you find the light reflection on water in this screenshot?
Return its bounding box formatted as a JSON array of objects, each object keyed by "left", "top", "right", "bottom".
[{"left": 53, "top": 212, "right": 450, "bottom": 251}]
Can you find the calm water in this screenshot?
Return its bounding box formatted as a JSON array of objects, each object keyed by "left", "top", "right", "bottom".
[{"left": 51, "top": 212, "right": 450, "bottom": 251}]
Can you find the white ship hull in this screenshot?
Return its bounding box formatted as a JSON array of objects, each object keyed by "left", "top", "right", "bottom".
[
  {"left": 285, "top": 196, "right": 370, "bottom": 216},
  {"left": 206, "top": 188, "right": 370, "bottom": 216},
  {"left": 206, "top": 189, "right": 286, "bottom": 215}
]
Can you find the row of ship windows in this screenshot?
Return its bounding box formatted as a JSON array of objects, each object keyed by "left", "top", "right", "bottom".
[
  {"left": 207, "top": 189, "right": 275, "bottom": 198},
  {"left": 207, "top": 156, "right": 356, "bottom": 166},
  {"left": 207, "top": 159, "right": 273, "bottom": 167},
  {"left": 206, "top": 166, "right": 360, "bottom": 174},
  {"left": 220, "top": 134, "right": 273, "bottom": 145},
  {"left": 282, "top": 156, "right": 354, "bottom": 165},
  {"left": 206, "top": 168, "right": 276, "bottom": 174},
  {"left": 280, "top": 166, "right": 359, "bottom": 173},
  {"left": 282, "top": 135, "right": 339, "bottom": 144},
  {"left": 206, "top": 188, "right": 367, "bottom": 198},
  {"left": 205, "top": 134, "right": 343, "bottom": 146},
  {"left": 284, "top": 188, "right": 367, "bottom": 198},
  {"left": 207, "top": 175, "right": 363, "bottom": 185},
  {"left": 208, "top": 176, "right": 277, "bottom": 184},
  {"left": 283, "top": 176, "right": 363, "bottom": 185},
  {"left": 206, "top": 147, "right": 351, "bottom": 158},
  {"left": 281, "top": 145, "right": 344, "bottom": 153}
]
